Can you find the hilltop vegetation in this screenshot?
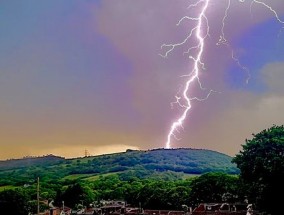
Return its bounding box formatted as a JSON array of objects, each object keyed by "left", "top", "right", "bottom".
[
  {"left": 0, "top": 148, "right": 239, "bottom": 186},
  {"left": 1, "top": 125, "right": 284, "bottom": 215},
  {"left": 0, "top": 154, "right": 64, "bottom": 171}
]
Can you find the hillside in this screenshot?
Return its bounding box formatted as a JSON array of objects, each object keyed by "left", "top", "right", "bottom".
[
  {"left": 0, "top": 154, "right": 64, "bottom": 171},
  {"left": 0, "top": 148, "right": 239, "bottom": 186}
]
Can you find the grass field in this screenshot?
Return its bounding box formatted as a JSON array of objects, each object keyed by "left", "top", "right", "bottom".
[
  {"left": 62, "top": 173, "right": 94, "bottom": 180},
  {"left": 0, "top": 185, "right": 16, "bottom": 191},
  {"left": 83, "top": 172, "right": 119, "bottom": 181}
]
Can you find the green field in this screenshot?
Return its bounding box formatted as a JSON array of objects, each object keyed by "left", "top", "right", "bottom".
[
  {"left": 83, "top": 172, "right": 118, "bottom": 181},
  {"left": 0, "top": 185, "right": 16, "bottom": 191},
  {"left": 62, "top": 173, "right": 94, "bottom": 180}
]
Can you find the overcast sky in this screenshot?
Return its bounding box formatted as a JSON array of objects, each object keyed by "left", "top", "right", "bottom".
[{"left": 0, "top": 0, "right": 284, "bottom": 159}]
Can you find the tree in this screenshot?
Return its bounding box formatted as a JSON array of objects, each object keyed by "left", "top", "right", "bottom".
[
  {"left": 0, "top": 189, "right": 30, "bottom": 215},
  {"left": 136, "top": 180, "right": 177, "bottom": 210},
  {"left": 232, "top": 125, "right": 284, "bottom": 215},
  {"left": 167, "top": 185, "right": 191, "bottom": 210},
  {"left": 124, "top": 179, "right": 143, "bottom": 206},
  {"left": 55, "top": 183, "right": 96, "bottom": 208},
  {"left": 187, "top": 172, "right": 241, "bottom": 208}
]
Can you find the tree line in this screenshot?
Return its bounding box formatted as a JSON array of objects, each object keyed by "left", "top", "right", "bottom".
[{"left": 0, "top": 125, "right": 284, "bottom": 215}]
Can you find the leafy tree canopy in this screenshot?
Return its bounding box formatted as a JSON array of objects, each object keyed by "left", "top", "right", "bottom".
[
  {"left": 55, "top": 183, "right": 96, "bottom": 208},
  {"left": 0, "top": 189, "right": 30, "bottom": 215},
  {"left": 232, "top": 125, "right": 284, "bottom": 215},
  {"left": 187, "top": 172, "right": 241, "bottom": 208}
]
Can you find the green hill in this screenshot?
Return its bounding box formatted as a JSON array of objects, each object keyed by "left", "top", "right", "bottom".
[
  {"left": 0, "top": 154, "right": 64, "bottom": 171},
  {"left": 0, "top": 148, "right": 239, "bottom": 186}
]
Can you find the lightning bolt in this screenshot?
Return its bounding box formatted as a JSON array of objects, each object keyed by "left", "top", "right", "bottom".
[
  {"left": 251, "top": 0, "right": 284, "bottom": 24},
  {"left": 161, "top": 0, "right": 284, "bottom": 149},
  {"left": 217, "top": 0, "right": 251, "bottom": 83},
  {"left": 161, "top": 0, "right": 210, "bottom": 149}
]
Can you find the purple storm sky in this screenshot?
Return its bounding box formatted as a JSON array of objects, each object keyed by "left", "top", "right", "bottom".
[{"left": 0, "top": 0, "right": 283, "bottom": 159}]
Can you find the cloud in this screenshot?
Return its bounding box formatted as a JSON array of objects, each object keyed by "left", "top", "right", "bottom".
[
  {"left": 92, "top": 0, "right": 284, "bottom": 155},
  {"left": 177, "top": 61, "right": 284, "bottom": 156},
  {"left": 262, "top": 62, "right": 284, "bottom": 94},
  {"left": 0, "top": 0, "right": 283, "bottom": 159}
]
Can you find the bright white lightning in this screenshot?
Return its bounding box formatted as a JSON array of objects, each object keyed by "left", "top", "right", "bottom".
[
  {"left": 161, "top": 0, "right": 284, "bottom": 149},
  {"left": 218, "top": 0, "right": 284, "bottom": 84},
  {"left": 252, "top": 0, "right": 284, "bottom": 24},
  {"left": 217, "top": 0, "right": 252, "bottom": 83},
  {"left": 161, "top": 0, "right": 210, "bottom": 149}
]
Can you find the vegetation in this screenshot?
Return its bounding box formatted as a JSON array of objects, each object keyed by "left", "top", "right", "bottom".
[
  {"left": 1, "top": 125, "right": 284, "bottom": 214},
  {"left": 0, "top": 148, "right": 239, "bottom": 186},
  {"left": 233, "top": 125, "right": 284, "bottom": 215},
  {"left": 0, "top": 174, "right": 242, "bottom": 213},
  {"left": 187, "top": 172, "right": 243, "bottom": 207},
  {"left": 55, "top": 183, "right": 96, "bottom": 208},
  {"left": 0, "top": 154, "right": 64, "bottom": 171}
]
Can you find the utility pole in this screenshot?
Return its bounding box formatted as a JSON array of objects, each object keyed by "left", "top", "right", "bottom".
[
  {"left": 37, "top": 177, "right": 40, "bottom": 215},
  {"left": 62, "top": 200, "right": 65, "bottom": 214},
  {"left": 84, "top": 149, "right": 90, "bottom": 157}
]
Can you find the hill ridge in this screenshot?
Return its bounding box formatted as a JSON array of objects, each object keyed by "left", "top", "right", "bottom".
[{"left": 0, "top": 148, "right": 239, "bottom": 186}]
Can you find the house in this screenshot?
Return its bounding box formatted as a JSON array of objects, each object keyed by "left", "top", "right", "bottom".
[
  {"left": 192, "top": 202, "right": 255, "bottom": 215},
  {"left": 49, "top": 206, "right": 72, "bottom": 215},
  {"left": 143, "top": 210, "right": 185, "bottom": 215}
]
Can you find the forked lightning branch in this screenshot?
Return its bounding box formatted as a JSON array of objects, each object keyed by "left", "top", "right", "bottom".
[{"left": 160, "top": 0, "right": 284, "bottom": 149}]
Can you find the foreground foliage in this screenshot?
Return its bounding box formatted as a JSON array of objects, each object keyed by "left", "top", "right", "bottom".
[
  {"left": 0, "top": 173, "right": 244, "bottom": 214},
  {"left": 233, "top": 125, "right": 284, "bottom": 215}
]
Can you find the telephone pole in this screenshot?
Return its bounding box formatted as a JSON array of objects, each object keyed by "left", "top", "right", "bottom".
[
  {"left": 84, "top": 149, "right": 90, "bottom": 157},
  {"left": 37, "top": 177, "right": 40, "bottom": 215}
]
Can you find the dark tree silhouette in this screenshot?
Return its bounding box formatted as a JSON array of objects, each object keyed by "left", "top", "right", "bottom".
[{"left": 233, "top": 125, "right": 284, "bottom": 215}]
